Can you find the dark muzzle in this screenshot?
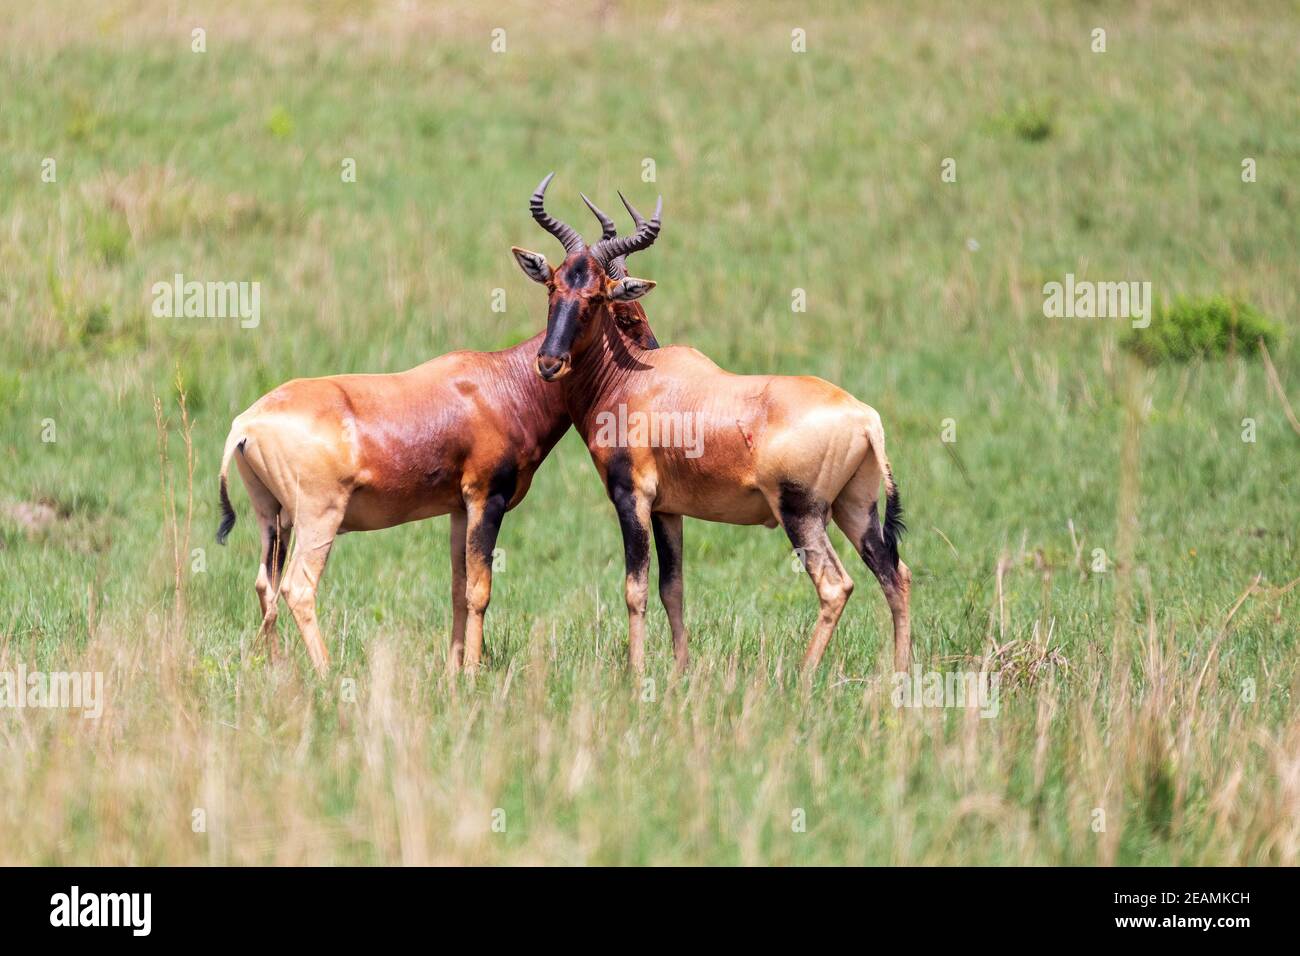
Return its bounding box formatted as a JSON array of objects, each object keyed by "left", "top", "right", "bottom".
[{"left": 536, "top": 353, "right": 570, "bottom": 382}]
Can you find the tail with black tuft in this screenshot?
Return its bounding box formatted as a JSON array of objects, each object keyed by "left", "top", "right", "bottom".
[
  {"left": 217, "top": 476, "right": 237, "bottom": 544},
  {"left": 216, "top": 429, "right": 244, "bottom": 544},
  {"left": 882, "top": 468, "right": 906, "bottom": 569}
]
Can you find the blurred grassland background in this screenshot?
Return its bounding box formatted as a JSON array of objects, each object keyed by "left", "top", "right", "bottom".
[{"left": 0, "top": 0, "right": 1297, "bottom": 864}]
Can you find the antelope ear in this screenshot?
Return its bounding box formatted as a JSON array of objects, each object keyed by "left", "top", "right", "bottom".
[
  {"left": 511, "top": 247, "right": 552, "bottom": 284},
  {"left": 609, "top": 277, "right": 656, "bottom": 301}
]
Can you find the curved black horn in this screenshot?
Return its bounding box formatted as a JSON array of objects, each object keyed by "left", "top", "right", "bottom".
[
  {"left": 580, "top": 193, "right": 618, "bottom": 240},
  {"left": 581, "top": 193, "right": 629, "bottom": 278},
  {"left": 530, "top": 173, "right": 585, "bottom": 255},
  {"left": 591, "top": 194, "right": 662, "bottom": 271},
  {"left": 618, "top": 190, "right": 647, "bottom": 229}
]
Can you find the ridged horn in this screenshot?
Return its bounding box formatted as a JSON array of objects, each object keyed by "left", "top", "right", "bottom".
[
  {"left": 581, "top": 193, "right": 627, "bottom": 278},
  {"left": 530, "top": 172, "right": 585, "bottom": 255},
  {"left": 590, "top": 194, "right": 662, "bottom": 271}
]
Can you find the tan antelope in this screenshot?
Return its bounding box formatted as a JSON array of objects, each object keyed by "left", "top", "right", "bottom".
[
  {"left": 216, "top": 173, "right": 657, "bottom": 674},
  {"left": 511, "top": 185, "right": 911, "bottom": 674}
]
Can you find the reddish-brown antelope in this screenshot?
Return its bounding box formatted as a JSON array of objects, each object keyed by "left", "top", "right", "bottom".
[
  {"left": 216, "top": 173, "right": 656, "bottom": 674},
  {"left": 511, "top": 184, "right": 911, "bottom": 674}
]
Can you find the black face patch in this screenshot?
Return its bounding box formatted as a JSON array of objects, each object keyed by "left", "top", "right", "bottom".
[
  {"left": 540, "top": 296, "right": 582, "bottom": 358},
  {"left": 560, "top": 256, "right": 589, "bottom": 289}
]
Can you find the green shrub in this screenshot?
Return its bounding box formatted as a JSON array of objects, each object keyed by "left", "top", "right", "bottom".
[
  {"left": 1122, "top": 296, "right": 1279, "bottom": 364},
  {"left": 995, "top": 101, "right": 1054, "bottom": 142}
]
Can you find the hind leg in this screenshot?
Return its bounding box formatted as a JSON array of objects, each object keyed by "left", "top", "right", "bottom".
[
  {"left": 254, "top": 516, "right": 292, "bottom": 658},
  {"left": 832, "top": 464, "right": 911, "bottom": 672},
  {"left": 652, "top": 513, "right": 688, "bottom": 671},
  {"left": 237, "top": 454, "right": 291, "bottom": 657},
  {"left": 280, "top": 505, "right": 344, "bottom": 675},
  {"left": 769, "top": 485, "right": 854, "bottom": 672}
]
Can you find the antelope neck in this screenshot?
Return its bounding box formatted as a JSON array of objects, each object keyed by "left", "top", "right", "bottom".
[{"left": 561, "top": 312, "right": 653, "bottom": 437}]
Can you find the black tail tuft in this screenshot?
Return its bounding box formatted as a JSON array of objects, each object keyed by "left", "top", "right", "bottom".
[
  {"left": 216, "top": 475, "right": 237, "bottom": 544},
  {"left": 882, "top": 472, "right": 906, "bottom": 568}
]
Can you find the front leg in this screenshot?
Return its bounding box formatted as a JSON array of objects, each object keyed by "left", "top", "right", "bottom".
[
  {"left": 607, "top": 455, "right": 652, "bottom": 672},
  {"left": 651, "top": 512, "right": 688, "bottom": 671},
  {"left": 461, "top": 487, "right": 508, "bottom": 670}
]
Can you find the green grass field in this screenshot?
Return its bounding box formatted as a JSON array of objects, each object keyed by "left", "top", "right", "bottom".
[{"left": 1, "top": 0, "right": 1297, "bottom": 865}]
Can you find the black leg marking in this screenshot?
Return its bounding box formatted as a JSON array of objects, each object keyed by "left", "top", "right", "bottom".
[
  {"left": 778, "top": 480, "right": 829, "bottom": 551},
  {"left": 607, "top": 452, "right": 649, "bottom": 575},
  {"left": 651, "top": 512, "right": 679, "bottom": 588},
  {"left": 273, "top": 522, "right": 291, "bottom": 580},
  {"left": 470, "top": 461, "right": 517, "bottom": 563}
]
